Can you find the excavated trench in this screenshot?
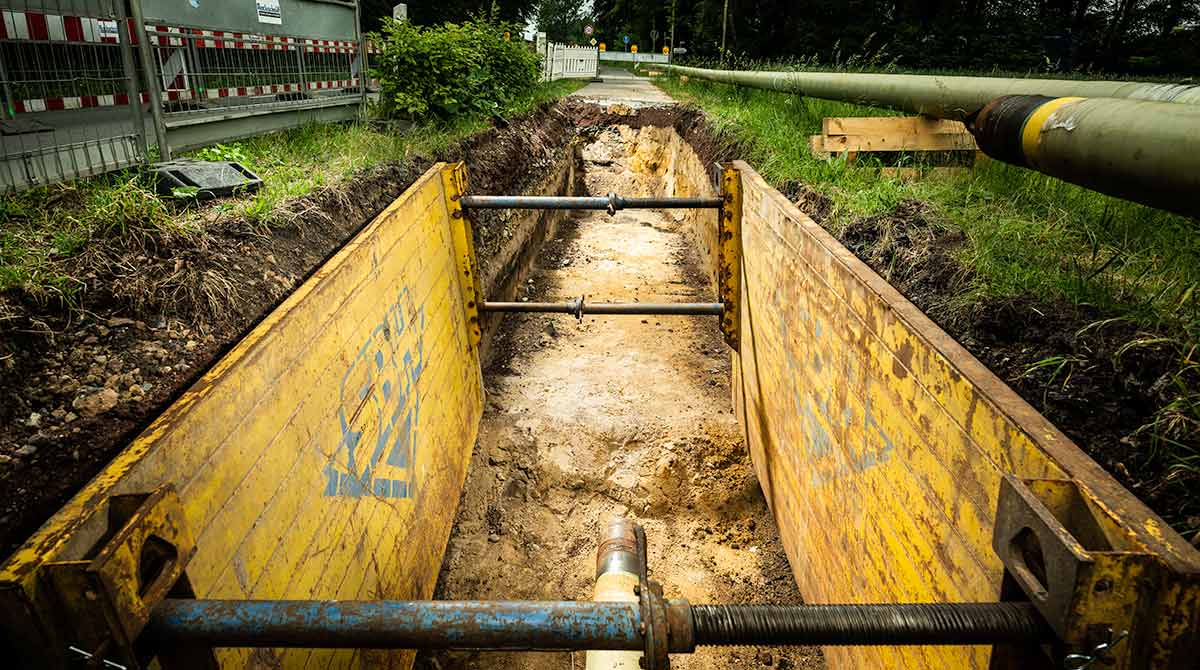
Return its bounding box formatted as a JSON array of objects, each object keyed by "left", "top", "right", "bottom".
[{"left": 419, "top": 126, "right": 823, "bottom": 670}]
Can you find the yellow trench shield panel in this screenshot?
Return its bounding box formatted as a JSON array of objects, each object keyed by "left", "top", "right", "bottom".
[
  {"left": 0, "top": 164, "right": 484, "bottom": 669},
  {"left": 729, "top": 161, "right": 1199, "bottom": 670}
]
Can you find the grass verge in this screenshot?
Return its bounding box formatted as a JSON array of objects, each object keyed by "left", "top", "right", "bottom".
[
  {"left": 658, "top": 73, "right": 1199, "bottom": 535},
  {"left": 0, "top": 79, "right": 586, "bottom": 309}
]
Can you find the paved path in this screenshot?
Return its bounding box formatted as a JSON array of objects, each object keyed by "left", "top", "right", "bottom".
[{"left": 570, "top": 65, "right": 674, "bottom": 107}]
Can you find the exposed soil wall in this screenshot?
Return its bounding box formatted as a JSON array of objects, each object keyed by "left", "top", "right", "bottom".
[{"left": 475, "top": 148, "right": 582, "bottom": 365}]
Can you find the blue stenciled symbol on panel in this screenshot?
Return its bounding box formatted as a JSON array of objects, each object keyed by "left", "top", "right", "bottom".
[{"left": 324, "top": 288, "right": 425, "bottom": 499}]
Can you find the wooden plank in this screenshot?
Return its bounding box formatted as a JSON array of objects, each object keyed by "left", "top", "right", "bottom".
[
  {"left": 0, "top": 164, "right": 485, "bottom": 669},
  {"left": 823, "top": 116, "right": 970, "bottom": 137},
  {"left": 808, "top": 134, "right": 830, "bottom": 160},
  {"left": 729, "top": 159, "right": 1200, "bottom": 670},
  {"left": 819, "top": 131, "right": 977, "bottom": 153}
]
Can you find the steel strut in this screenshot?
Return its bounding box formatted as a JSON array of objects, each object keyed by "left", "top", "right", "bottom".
[
  {"left": 481, "top": 297, "right": 724, "bottom": 319},
  {"left": 143, "top": 598, "right": 1053, "bottom": 652},
  {"left": 460, "top": 193, "right": 724, "bottom": 214},
  {"left": 142, "top": 519, "right": 1053, "bottom": 657}
]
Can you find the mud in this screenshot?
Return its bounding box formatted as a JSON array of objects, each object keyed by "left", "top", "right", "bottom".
[
  {"left": 417, "top": 128, "right": 822, "bottom": 670},
  {"left": 0, "top": 100, "right": 582, "bottom": 556}
]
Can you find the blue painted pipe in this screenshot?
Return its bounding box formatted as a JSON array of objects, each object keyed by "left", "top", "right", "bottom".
[{"left": 146, "top": 600, "right": 643, "bottom": 650}]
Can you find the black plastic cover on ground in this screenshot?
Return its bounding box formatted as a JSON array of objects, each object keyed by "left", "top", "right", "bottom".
[{"left": 153, "top": 159, "right": 263, "bottom": 199}]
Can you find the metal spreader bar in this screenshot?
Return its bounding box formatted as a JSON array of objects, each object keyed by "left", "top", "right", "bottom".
[
  {"left": 460, "top": 193, "right": 724, "bottom": 213},
  {"left": 482, "top": 298, "right": 724, "bottom": 320},
  {"left": 144, "top": 599, "right": 1052, "bottom": 650}
]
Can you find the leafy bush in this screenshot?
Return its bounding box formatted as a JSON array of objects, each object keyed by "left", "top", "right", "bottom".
[{"left": 369, "top": 16, "right": 540, "bottom": 121}]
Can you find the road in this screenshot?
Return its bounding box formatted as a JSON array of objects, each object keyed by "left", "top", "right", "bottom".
[{"left": 570, "top": 65, "right": 674, "bottom": 107}]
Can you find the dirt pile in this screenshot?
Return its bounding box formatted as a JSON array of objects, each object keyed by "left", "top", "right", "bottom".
[{"left": 418, "top": 127, "right": 821, "bottom": 670}]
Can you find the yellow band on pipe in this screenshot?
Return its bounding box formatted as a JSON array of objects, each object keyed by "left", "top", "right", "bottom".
[{"left": 1021, "top": 96, "right": 1085, "bottom": 166}]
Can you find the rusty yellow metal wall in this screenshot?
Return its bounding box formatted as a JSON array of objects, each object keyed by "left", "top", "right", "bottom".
[
  {"left": 0, "top": 164, "right": 484, "bottom": 669},
  {"left": 728, "top": 160, "right": 1200, "bottom": 670}
]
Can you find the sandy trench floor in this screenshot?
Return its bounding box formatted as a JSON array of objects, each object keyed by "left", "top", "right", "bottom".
[{"left": 417, "top": 128, "right": 824, "bottom": 670}]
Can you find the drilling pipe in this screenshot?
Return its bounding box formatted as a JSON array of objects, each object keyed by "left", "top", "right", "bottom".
[
  {"left": 663, "top": 65, "right": 1200, "bottom": 218},
  {"left": 661, "top": 65, "right": 1200, "bottom": 120}
]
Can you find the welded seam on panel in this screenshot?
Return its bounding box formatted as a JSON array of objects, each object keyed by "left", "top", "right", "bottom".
[
  {"left": 719, "top": 164, "right": 742, "bottom": 350},
  {"left": 442, "top": 162, "right": 482, "bottom": 349}
]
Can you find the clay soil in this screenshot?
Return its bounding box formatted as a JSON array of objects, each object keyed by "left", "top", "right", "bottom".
[{"left": 416, "top": 128, "right": 822, "bottom": 670}]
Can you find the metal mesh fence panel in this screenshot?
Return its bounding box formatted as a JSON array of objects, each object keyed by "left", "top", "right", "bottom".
[{"left": 1, "top": 0, "right": 145, "bottom": 193}]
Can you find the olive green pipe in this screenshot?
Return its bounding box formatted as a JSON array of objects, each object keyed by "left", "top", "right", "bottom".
[
  {"left": 662, "top": 65, "right": 1200, "bottom": 120},
  {"left": 665, "top": 66, "right": 1200, "bottom": 218},
  {"left": 971, "top": 95, "right": 1200, "bottom": 218}
]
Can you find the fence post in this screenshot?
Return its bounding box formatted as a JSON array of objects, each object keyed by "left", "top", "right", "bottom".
[
  {"left": 354, "top": 0, "right": 367, "bottom": 115},
  {"left": 0, "top": 49, "right": 14, "bottom": 120},
  {"left": 116, "top": 0, "right": 148, "bottom": 156},
  {"left": 297, "top": 38, "right": 308, "bottom": 100},
  {"left": 129, "top": 0, "right": 171, "bottom": 160}
]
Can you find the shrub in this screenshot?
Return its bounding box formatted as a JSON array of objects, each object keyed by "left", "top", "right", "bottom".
[{"left": 369, "top": 17, "right": 540, "bottom": 121}]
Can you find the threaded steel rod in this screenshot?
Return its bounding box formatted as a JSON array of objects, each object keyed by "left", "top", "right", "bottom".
[
  {"left": 690, "top": 603, "right": 1053, "bottom": 646},
  {"left": 481, "top": 301, "right": 724, "bottom": 317},
  {"left": 460, "top": 194, "right": 724, "bottom": 211}
]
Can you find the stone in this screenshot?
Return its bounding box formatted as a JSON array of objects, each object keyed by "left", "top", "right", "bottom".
[
  {"left": 15, "top": 445, "right": 36, "bottom": 458},
  {"left": 73, "top": 388, "right": 119, "bottom": 417},
  {"left": 26, "top": 412, "right": 42, "bottom": 428},
  {"left": 488, "top": 534, "right": 500, "bottom": 543}
]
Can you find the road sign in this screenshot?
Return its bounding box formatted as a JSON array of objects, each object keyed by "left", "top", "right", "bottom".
[
  {"left": 599, "top": 42, "right": 606, "bottom": 51},
  {"left": 623, "top": 35, "right": 629, "bottom": 44},
  {"left": 631, "top": 45, "right": 637, "bottom": 53},
  {"left": 584, "top": 25, "right": 594, "bottom": 36},
  {"left": 673, "top": 47, "right": 688, "bottom": 55},
  {"left": 590, "top": 38, "right": 597, "bottom": 46},
  {"left": 662, "top": 46, "right": 669, "bottom": 55}
]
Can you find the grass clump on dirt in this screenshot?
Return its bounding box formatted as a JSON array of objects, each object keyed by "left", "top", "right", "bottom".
[
  {"left": 658, "top": 73, "right": 1200, "bottom": 538},
  {"left": 0, "top": 79, "right": 585, "bottom": 315}
]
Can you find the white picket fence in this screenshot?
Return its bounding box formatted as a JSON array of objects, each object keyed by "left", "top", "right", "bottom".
[{"left": 543, "top": 42, "right": 599, "bottom": 81}]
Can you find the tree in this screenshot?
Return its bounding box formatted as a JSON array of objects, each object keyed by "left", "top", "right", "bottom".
[
  {"left": 359, "top": 0, "right": 538, "bottom": 33},
  {"left": 534, "top": 0, "right": 592, "bottom": 43}
]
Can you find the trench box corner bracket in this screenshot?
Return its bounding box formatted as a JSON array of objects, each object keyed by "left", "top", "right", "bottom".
[
  {"left": 442, "top": 162, "right": 483, "bottom": 350},
  {"left": 992, "top": 475, "right": 1199, "bottom": 670},
  {"left": 718, "top": 163, "right": 742, "bottom": 350},
  {"left": 39, "top": 484, "right": 198, "bottom": 668}
]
